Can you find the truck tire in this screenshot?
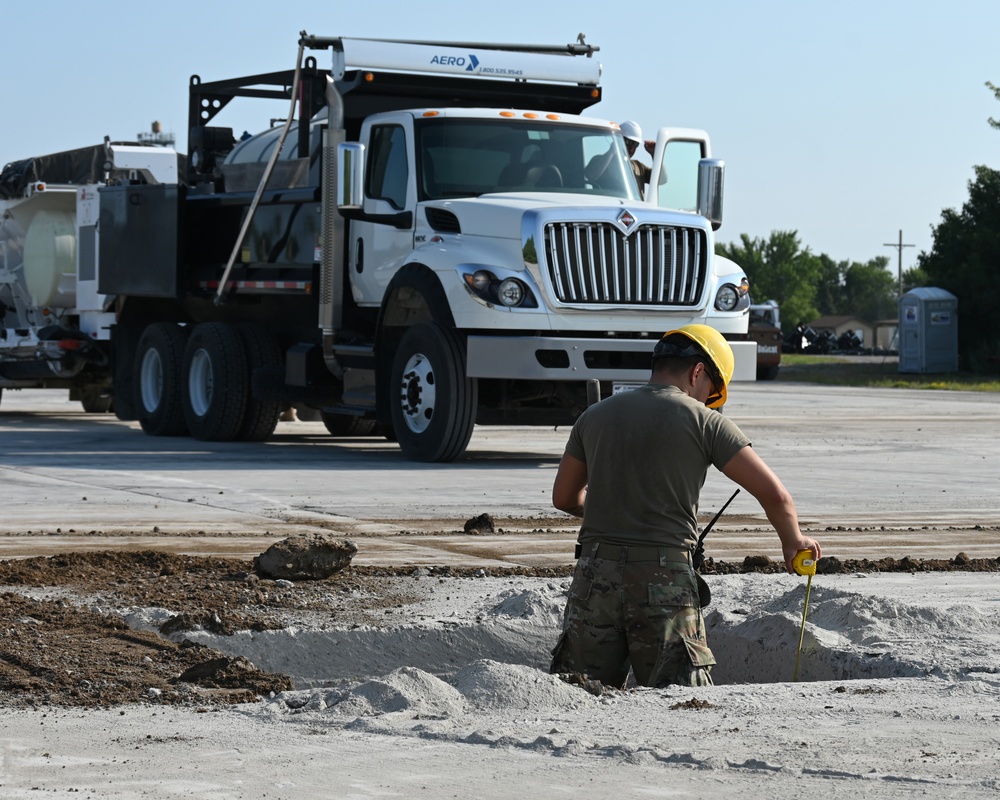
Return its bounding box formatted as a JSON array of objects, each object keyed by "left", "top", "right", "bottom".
[
  {"left": 134, "top": 323, "right": 189, "bottom": 436},
  {"left": 235, "top": 324, "right": 283, "bottom": 441},
  {"left": 321, "top": 411, "right": 377, "bottom": 437},
  {"left": 390, "top": 321, "right": 477, "bottom": 462},
  {"left": 182, "top": 322, "right": 248, "bottom": 441},
  {"left": 80, "top": 386, "right": 113, "bottom": 413}
]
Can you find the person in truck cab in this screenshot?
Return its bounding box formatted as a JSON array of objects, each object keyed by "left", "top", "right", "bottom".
[
  {"left": 585, "top": 120, "right": 655, "bottom": 197},
  {"left": 549, "top": 325, "right": 822, "bottom": 688}
]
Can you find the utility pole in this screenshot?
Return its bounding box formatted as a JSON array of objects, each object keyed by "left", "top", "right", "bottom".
[{"left": 883, "top": 230, "right": 914, "bottom": 296}]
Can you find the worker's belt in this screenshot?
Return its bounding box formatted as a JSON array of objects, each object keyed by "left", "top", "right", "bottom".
[{"left": 575, "top": 542, "right": 692, "bottom": 564}]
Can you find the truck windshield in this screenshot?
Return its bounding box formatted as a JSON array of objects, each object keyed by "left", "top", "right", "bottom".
[{"left": 415, "top": 118, "right": 641, "bottom": 201}]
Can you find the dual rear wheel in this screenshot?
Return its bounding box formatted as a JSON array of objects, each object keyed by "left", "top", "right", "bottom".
[{"left": 134, "top": 322, "right": 282, "bottom": 441}]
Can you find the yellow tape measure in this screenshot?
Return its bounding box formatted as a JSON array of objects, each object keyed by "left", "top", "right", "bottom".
[
  {"left": 792, "top": 549, "right": 817, "bottom": 576},
  {"left": 792, "top": 549, "right": 816, "bottom": 681}
]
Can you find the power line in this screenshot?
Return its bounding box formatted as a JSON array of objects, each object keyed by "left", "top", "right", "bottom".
[{"left": 883, "top": 229, "right": 914, "bottom": 296}]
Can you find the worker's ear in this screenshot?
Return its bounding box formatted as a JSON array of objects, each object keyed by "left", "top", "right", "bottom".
[{"left": 689, "top": 362, "right": 704, "bottom": 386}]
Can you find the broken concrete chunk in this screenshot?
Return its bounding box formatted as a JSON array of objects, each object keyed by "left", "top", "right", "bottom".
[
  {"left": 254, "top": 533, "right": 357, "bottom": 580},
  {"left": 464, "top": 513, "right": 495, "bottom": 535}
]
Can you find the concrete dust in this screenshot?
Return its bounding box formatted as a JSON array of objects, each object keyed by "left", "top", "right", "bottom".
[{"left": 1, "top": 550, "right": 999, "bottom": 797}]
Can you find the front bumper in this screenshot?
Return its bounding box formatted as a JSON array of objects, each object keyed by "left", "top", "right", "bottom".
[{"left": 467, "top": 335, "right": 757, "bottom": 382}]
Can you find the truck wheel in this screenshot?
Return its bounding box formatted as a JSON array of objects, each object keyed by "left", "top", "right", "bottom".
[
  {"left": 757, "top": 365, "right": 780, "bottom": 381},
  {"left": 80, "top": 386, "right": 113, "bottom": 413},
  {"left": 390, "top": 321, "right": 477, "bottom": 462},
  {"left": 134, "top": 323, "right": 189, "bottom": 436},
  {"left": 321, "top": 411, "right": 377, "bottom": 437},
  {"left": 235, "top": 324, "right": 283, "bottom": 441},
  {"left": 182, "top": 322, "right": 247, "bottom": 441}
]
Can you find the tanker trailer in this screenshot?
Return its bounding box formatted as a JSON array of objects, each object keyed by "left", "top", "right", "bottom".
[{"left": 0, "top": 142, "right": 178, "bottom": 411}]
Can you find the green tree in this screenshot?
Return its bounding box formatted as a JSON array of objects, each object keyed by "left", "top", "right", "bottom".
[
  {"left": 813, "top": 254, "right": 846, "bottom": 316},
  {"left": 717, "top": 230, "right": 820, "bottom": 334},
  {"left": 842, "top": 257, "right": 898, "bottom": 322},
  {"left": 918, "top": 164, "right": 1000, "bottom": 371},
  {"left": 915, "top": 80, "right": 1000, "bottom": 371},
  {"left": 917, "top": 167, "right": 1000, "bottom": 372},
  {"left": 987, "top": 80, "right": 1000, "bottom": 130},
  {"left": 902, "top": 265, "right": 928, "bottom": 290}
]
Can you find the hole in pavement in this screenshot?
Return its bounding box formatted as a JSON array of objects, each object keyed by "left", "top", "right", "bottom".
[{"left": 156, "top": 582, "right": 935, "bottom": 689}]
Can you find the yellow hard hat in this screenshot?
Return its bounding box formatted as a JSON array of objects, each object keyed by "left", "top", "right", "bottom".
[{"left": 654, "top": 324, "right": 735, "bottom": 408}]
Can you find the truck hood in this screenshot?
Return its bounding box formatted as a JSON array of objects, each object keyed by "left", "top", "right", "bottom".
[{"left": 419, "top": 192, "right": 684, "bottom": 239}]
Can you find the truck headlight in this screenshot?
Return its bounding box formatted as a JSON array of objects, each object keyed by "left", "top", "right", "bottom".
[
  {"left": 461, "top": 268, "right": 537, "bottom": 308},
  {"left": 497, "top": 278, "right": 526, "bottom": 307},
  {"left": 715, "top": 278, "right": 750, "bottom": 312},
  {"left": 470, "top": 270, "right": 492, "bottom": 292},
  {"left": 715, "top": 284, "right": 739, "bottom": 311}
]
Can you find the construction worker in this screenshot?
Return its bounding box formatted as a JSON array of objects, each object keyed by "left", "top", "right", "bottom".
[
  {"left": 585, "top": 120, "right": 655, "bottom": 198},
  {"left": 550, "top": 324, "right": 822, "bottom": 688},
  {"left": 619, "top": 120, "right": 654, "bottom": 196}
]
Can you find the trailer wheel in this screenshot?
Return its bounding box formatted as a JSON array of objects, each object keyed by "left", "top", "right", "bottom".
[
  {"left": 134, "top": 323, "right": 189, "bottom": 436},
  {"left": 235, "top": 324, "right": 283, "bottom": 441},
  {"left": 182, "top": 322, "right": 247, "bottom": 441},
  {"left": 321, "top": 412, "right": 377, "bottom": 437},
  {"left": 389, "top": 321, "right": 477, "bottom": 462}
]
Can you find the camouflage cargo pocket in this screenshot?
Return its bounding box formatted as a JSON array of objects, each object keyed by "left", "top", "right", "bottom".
[{"left": 681, "top": 634, "right": 716, "bottom": 669}]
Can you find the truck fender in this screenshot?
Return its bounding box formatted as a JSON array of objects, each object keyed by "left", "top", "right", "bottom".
[{"left": 374, "top": 263, "right": 458, "bottom": 427}]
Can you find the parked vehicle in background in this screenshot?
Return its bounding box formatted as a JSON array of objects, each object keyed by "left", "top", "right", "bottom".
[{"left": 749, "top": 300, "right": 781, "bottom": 380}]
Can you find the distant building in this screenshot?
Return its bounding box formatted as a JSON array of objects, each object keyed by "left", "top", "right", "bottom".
[{"left": 872, "top": 319, "right": 899, "bottom": 351}]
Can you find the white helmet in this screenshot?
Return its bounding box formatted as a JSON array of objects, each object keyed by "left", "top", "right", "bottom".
[{"left": 619, "top": 120, "right": 642, "bottom": 145}]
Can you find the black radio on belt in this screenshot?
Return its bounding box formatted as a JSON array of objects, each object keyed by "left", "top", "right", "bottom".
[{"left": 574, "top": 543, "right": 582, "bottom": 559}]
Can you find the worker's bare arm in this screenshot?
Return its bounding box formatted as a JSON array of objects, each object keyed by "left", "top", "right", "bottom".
[
  {"left": 721, "top": 446, "right": 821, "bottom": 572},
  {"left": 552, "top": 453, "right": 588, "bottom": 517}
]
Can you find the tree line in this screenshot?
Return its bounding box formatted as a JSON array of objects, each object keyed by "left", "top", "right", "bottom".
[
  {"left": 716, "top": 232, "right": 908, "bottom": 335},
  {"left": 718, "top": 81, "right": 1000, "bottom": 373}
]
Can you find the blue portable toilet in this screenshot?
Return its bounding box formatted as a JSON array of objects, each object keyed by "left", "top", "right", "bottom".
[{"left": 898, "top": 287, "right": 958, "bottom": 373}]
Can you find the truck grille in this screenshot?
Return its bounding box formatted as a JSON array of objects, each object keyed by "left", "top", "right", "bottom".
[{"left": 542, "top": 222, "right": 706, "bottom": 306}]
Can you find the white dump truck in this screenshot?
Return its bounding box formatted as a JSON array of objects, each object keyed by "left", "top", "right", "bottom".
[{"left": 0, "top": 34, "right": 753, "bottom": 460}]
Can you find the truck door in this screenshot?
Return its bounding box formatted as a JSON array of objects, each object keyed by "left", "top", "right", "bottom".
[
  {"left": 349, "top": 120, "right": 416, "bottom": 305},
  {"left": 645, "top": 128, "right": 712, "bottom": 212}
]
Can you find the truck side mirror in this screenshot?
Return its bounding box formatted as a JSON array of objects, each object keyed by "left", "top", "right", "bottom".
[
  {"left": 337, "top": 142, "right": 365, "bottom": 208},
  {"left": 697, "top": 158, "right": 724, "bottom": 231}
]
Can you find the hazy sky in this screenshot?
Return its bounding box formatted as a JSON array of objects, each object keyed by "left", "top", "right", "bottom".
[{"left": 2, "top": 0, "right": 995, "bottom": 272}]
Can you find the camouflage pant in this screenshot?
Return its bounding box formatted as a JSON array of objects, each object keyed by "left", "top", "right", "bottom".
[{"left": 550, "top": 547, "right": 715, "bottom": 688}]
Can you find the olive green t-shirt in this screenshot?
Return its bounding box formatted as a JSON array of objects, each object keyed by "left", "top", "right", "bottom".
[{"left": 565, "top": 384, "right": 751, "bottom": 550}]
